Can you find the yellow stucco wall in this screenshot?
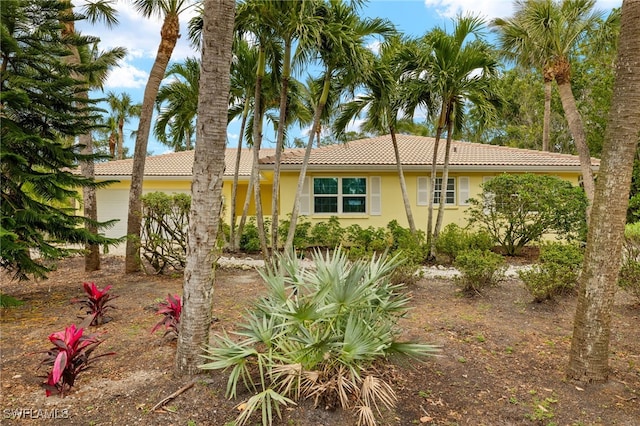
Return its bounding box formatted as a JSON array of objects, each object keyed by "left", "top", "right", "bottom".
[
  {"left": 98, "top": 171, "right": 581, "bottom": 235},
  {"left": 276, "top": 170, "right": 582, "bottom": 233}
]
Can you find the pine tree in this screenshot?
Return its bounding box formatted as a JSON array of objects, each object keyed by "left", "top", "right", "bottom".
[{"left": 1, "top": 0, "right": 117, "bottom": 280}]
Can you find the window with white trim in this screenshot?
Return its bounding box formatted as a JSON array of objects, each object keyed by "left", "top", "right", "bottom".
[
  {"left": 434, "top": 177, "right": 455, "bottom": 205},
  {"left": 313, "top": 177, "right": 367, "bottom": 214}
]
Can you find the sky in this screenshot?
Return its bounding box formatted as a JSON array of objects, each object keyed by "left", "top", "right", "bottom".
[{"left": 78, "top": 0, "right": 622, "bottom": 156}]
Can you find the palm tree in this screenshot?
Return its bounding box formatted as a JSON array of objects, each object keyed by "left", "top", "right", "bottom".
[
  {"left": 126, "top": 0, "right": 191, "bottom": 273},
  {"left": 495, "top": 0, "right": 606, "bottom": 210},
  {"left": 154, "top": 57, "right": 200, "bottom": 151},
  {"left": 568, "top": 0, "right": 640, "bottom": 383},
  {"left": 60, "top": 0, "right": 125, "bottom": 271},
  {"left": 400, "top": 15, "right": 500, "bottom": 258},
  {"left": 175, "top": 0, "right": 236, "bottom": 376},
  {"left": 284, "top": 1, "right": 395, "bottom": 252},
  {"left": 235, "top": 0, "right": 284, "bottom": 259},
  {"left": 333, "top": 36, "right": 417, "bottom": 233},
  {"left": 105, "top": 91, "right": 140, "bottom": 160},
  {"left": 492, "top": 4, "right": 554, "bottom": 152},
  {"left": 228, "top": 36, "right": 258, "bottom": 251},
  {"left": 268, "top": 0, "right": 323, "bottom": 252}
]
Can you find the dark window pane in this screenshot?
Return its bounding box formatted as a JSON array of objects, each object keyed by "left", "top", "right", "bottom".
[
  {"left": 314, "top": 197, "right": 338, "bottom": 213},
  {"left": 342, "top": 178, "right": 366, "bottom": 195},
  {"left": 343, "top": 196, "right": 366, "bottom": 213},
  {"left": 314, "top": 178, "right": 338, "bottom": 194}
]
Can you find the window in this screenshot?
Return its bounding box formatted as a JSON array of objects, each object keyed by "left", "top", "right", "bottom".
[
  {"left": 313, "top": 177, "right": 367, "bottom": 214},
  {"left": 434, "top": 177, "right": 455, "bottom": 205}
]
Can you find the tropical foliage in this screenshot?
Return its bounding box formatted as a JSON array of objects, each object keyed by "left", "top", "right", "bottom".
[
  {"left": 467, "top": 174, "right": 588, "bottom": 255},
  {"left": 200, "top": 249, "right": 438, "bottom": 426},
  {"left": 74, "top": 282, "right": 119, "bottom": 326},
  {"left": 0, "top": 0, "right": 118, "bottom": 280}
]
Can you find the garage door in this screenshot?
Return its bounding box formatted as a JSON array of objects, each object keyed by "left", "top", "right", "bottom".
[{"left": 97, "top": 189, "right": 129, "bottom": 239}]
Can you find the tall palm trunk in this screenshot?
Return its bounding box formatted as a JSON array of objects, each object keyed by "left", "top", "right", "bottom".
[
  {"left": 235, "top": 170, "right": 254, "bottom": 249},
  {"left": 426, "top": 104, "right": 446, "bottom": 258},
  {"left": 567, "top": 0, "right": 640, "bottom": 383},
  {"left": 555, "top": 79, "right": 595, "bottom": 214},
  {"left": 117, "top": 117, "right": 125, "bottom": 160},
  {"left": 270, "top": 37, "right": 292, "bottom": 252},
  {"left": 175, "top": 0, "right": 235, "bottom": 375},
  {"left": 251, "top": 46, "right": 269, "bottom": 259},
  {"left": 390, "top": 128, "right": 416, "bottom": 233},
  {"left": 542, "top": 79, "right": 552, "bottom": 152},
  {"left": 229, "top": 98, "right": 250, "bottom": 251},
  {"left": 60, "top": 4, "right": 100, "bottom": 271},
  {"left": 432, "top": 116, "right": 454, "bottom": 257},
  {"left": 285, "top": 72, "right": 331, "bottom": 252},
  {"left": 79, "top": 91, "right": 100, "bottom": 271},
  {"left": 125, "top": 12, "right": 180, "bottom": 273}
]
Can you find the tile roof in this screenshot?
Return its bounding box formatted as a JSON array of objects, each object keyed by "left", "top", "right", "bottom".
[
  {"left": 260, "top": 134, "right": 600, "bottom": 170},
  {"left": 92, "top": 148, "right": 275, "bottom": 178}
]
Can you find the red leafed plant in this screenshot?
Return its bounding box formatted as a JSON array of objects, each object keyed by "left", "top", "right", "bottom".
[
  {"left": 75, "top": 282, "right": 118, "bottom": 326},
  {"left": 151, "top": 294, "right": 181, "bottom": 339},
  {"left": 40, "top": 324, "right": 114, "bottom": 397}
]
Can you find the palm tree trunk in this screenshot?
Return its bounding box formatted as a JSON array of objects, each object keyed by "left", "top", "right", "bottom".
[
  {"left": 567, "top": 0, "right": 640, "bottom": 383},
  {"left": 556, "top": 81, "right": 595, "bottom": 214},
  {"left": 542, "top": 79, "right": 551, "bottom": 152},
  {"left": 79, "top": 91, "right": 100, "bottom": 272},
  {"left": 229, "top": 98, "right": 250, "bottom": 251},
  {"left": 426, "top": 105, "right": 446, "bottom": 258},
  {"left": 270, "top": 38, "right": 292, "bottom": 252},
  {"left": 235, "top": 172, "right": 254, "bottom": 249},
  {"left": 175, "top": 0, "right": 235, "bottom": 376},
  {"left": 285, "top": 72, "right": 331, "bottom": 252},
  {"left": 117, "top": 118, "right": 124, "bottom": 160},
  {"left": 125, "top": 12, "right": 180, "bottom": 273},
  {"left": 390, "top": 128, "right": 416, "bottom": 233},
  {"left": 251, "top": 46, "right": 269, "bottom": 259},
  {"left": 432, "top": 117, "right": 454, "bottom": 258}
]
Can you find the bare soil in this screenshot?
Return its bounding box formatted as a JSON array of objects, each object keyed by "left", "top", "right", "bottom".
[{"left": 1, "top": 255, "right": 639, "bottom": 426}]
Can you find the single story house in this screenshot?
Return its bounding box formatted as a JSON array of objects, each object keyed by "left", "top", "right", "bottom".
[{"left": 91, "top": 134, "right": 599, "bottom": 239}]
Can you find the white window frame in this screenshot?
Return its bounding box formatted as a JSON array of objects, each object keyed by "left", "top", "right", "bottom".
[
  {"left": 434, "top": 177, "right": 456, "bottom": 205},
  {"left": 312, "top": 177, "right": 369, "bottom": 215}
]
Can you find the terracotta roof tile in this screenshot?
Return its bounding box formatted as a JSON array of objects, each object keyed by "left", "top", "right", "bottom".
[
  {"left": 260, "top": 134, "right": 599, "bottom": 169},
  {"left": 93, "top": 148, "right": 275, "bottom": 178}
]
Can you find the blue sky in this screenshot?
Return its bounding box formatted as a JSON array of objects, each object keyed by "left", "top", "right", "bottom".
[{"left": 78, "top": 0, "right": 622, "bottom": 156}]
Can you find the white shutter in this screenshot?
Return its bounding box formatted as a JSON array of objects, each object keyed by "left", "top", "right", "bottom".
[
  {"left": 458, "top": 176, "right": 470, "bottom": 205},
  {"left": 300, "top": 177, "right": 310, "bottom": 215},
  {"left": 417, "top": 177, "right": 429, "bottom": 206},
  {"left": 369, "top": 176, "right": 381, "bottom": 215}
]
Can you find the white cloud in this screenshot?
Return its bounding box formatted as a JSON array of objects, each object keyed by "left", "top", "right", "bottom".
[
  {"left": 424, "top": 0, "right": 620, "bottom": 20},
  {"left": 227, "top": 132, "right": 239, "bottom": 141},
  {"left": 104, "top": 61, "right": 148, "bottom": 89}
]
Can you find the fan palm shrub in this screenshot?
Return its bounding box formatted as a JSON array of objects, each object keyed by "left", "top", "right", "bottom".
[{"left": 200, "top": 248, "right": 438, "bottom": 426}]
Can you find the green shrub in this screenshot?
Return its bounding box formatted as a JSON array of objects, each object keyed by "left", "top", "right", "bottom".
[
  {"left": 344, "top": 224, "right": 389, "bottom": 258},
  {"left": 386, "top": 221, "right": 428, "bottom": 285},
  {"left": 240, "top": 218, "right": 261, "bottom": 253},
  {"left": 454, "top": 249, "right": 506, "bottom": 294},
  {"left": 200, "top": 248, "right": 438, "bottom": 426},
  {"left": 309, "top": 216, "right": 344, "bottom": 249},
  {"left": 519, "top": 242, "right": 584, "bottom": 302},
  {"left": 467, "top": 174, "right": 588, "bottom": 255},
  {"left": 435, "top": 224, "right": 494, "bottom": 263},
  {"left": 618, "top": 222, "right": 640, "bottom": 302},
  {"left": 278, "top": 216, "right": 312, "bottom": 250}
]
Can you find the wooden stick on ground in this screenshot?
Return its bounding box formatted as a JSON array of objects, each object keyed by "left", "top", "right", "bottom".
[{"left": 151, "top": 381, "right": 195, "bottom": 412}]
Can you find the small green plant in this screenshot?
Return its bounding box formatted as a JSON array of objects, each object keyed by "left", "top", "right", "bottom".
[
  {"left": 151, "top": 294, "right": 182, "bottom": 339},
  {"left": 278, "top": 216, "right": 311, "bottom": 250},
  {"left": 454, "top": 249, "right": 506, "bottom": 294},
  {"left": 240, "top": 218, "right": 261, "bottom": 252},
  {"left": 0, "top": 293, "right": 23, "bottom": 307},
  {"left": 200, "top": 248, "right": 438, "bottom": 426},
  {"left": 435, "top": 224, "right": 493, "bottom": 263},
  {"left": 525, "top": 396, "right": 557, "bottom": 422},
  {"left": 309, "top": 216, "right": 344, "bottom": 248},
  {"left": 519, "top": 242, "right": 583, "bottom": 302},
  {"left": 73, "top": 282, "right": 118, "bottom": 326},
  {"left": 40, "top": 324, "right": 114, "bottom": 397}
]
